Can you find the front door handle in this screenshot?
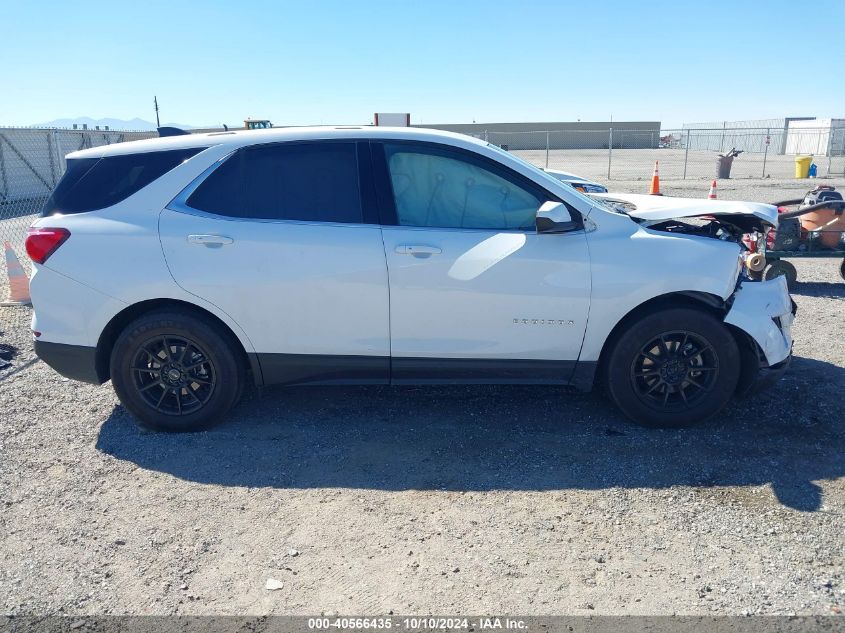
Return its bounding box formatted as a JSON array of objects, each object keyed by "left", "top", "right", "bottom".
[
  {"left": 187, "top": 234, "right": 234, "bottom": 247},
  {"left": 395, "top": 244, "right": 442, "bottom": 256}
]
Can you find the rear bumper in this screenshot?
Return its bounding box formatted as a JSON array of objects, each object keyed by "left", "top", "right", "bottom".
[{"left": 34, "top": 340, "right": 105, "bottom": 384}]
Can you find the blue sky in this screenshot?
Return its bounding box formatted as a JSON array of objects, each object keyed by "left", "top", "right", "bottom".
[{"left": 3, "top": 0, "right": 844, "bottom": 128}]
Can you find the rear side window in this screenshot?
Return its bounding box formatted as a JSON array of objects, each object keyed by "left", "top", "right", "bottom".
[
  {"left": 185, "top": 153, "right": 242, "bottom": 216},
  {"left": 186, "top": 142, "right": 363, "bottom": 223},
  {"left": 41, "top": 148, "right": 202, "bottom": 216}
]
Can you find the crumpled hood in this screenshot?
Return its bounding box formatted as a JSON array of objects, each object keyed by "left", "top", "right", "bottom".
[{"left": 592, "top": 193, "right": 779, "bottom": 229}]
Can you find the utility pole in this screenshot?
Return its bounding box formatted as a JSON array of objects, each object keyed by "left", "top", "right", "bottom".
[{"left": 154, "top": 96, "right": 160, "bottom": 128}]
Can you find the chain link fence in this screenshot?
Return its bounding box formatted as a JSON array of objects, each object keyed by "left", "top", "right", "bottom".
[
  {"left": 470, "top": 127, "right": 845, "bottom": 183},
  {"left": 0, "top": 127, "right": 155, "bottom": 297},
  {"left": 2, "top": 124, "right": 844, "bottom": 301}
]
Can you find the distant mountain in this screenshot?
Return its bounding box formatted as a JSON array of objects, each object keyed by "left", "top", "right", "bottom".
[{"left": 35, "top": 117, "right": 197, "bottom": 131}]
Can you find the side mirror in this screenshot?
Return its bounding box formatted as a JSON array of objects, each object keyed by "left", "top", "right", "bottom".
[{"left": 536, "top": 201, "right": 579, "bottom": 233}]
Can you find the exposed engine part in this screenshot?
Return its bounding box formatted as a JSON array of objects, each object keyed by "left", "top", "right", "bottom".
[
  {"left": 744, "top": 252, "right": 766, "bottom": 272},
  {"left": 743, "top": 252, "right": 766, "bottom": 280},
  {"left": 644, "top": 218, "right": 747, "bottom": 243},
  {"left": 645, "top": 218, "right": 772, "bottom": 281}
]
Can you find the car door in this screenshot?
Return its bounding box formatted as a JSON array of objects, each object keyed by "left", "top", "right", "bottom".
[
  {"left": 159, "top": 140, "right": 390, "bottom": 385},
  {"left": 374, "top": 141, "right": 591, "bottom": 383}
]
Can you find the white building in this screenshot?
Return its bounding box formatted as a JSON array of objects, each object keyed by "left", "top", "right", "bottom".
[{"left": 785, "top": 118, "right": 845, "bottom": 156}]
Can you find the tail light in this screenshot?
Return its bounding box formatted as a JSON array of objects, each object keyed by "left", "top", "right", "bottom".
[{"left": 26, "top": 227, "right": 70, "bottom": 264}]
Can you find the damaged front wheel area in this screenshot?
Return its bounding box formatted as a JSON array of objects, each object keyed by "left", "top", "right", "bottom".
[{"left": 605, "top": 307, "right": 741, "bottom": 428}]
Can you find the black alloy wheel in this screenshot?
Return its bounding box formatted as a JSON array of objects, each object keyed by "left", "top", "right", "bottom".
[
  {"left": 130, "top": 335, "right": 217, "bottom": 416},
  {"left": 111, "top": 310, "right": 242, "bottom": 432},
  {"left": 630, "top": 330, "right": 719, "bottom": 411}
]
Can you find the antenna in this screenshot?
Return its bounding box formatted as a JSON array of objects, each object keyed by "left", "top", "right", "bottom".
[{"left": 154, "top": 96, "right": 160, "bottom": 128}]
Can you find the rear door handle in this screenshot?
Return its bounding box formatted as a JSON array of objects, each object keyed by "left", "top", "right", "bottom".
[
  {"left": 395, "top": 244, "right": 442, "bottom": 255},
  {"left": 187, "top": 234, "right": 234, "bottom": 246}
]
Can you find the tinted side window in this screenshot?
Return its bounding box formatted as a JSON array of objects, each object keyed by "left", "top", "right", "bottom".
[
  {"left": 42, "top": 148, "right": 202, "bottom": 216},
  {"left": 187, "top": 142, "right": 363, "bottom": 223},
  {"left": 244, "top": 143, "right": 362, "bottom": 222},
  {"left": 185, "top": 152, "right": 243, "bottom": 216},
  {"left": 383, "top": 144, "right": 542, "bottom": 230}
]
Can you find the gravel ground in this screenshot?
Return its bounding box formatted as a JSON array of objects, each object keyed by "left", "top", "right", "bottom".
[
  {"left": 1, "top": 256, "right": 844, "bottom": 617},
  {"left": 516, "top": 147, "right": 845, "bottom": 182}
]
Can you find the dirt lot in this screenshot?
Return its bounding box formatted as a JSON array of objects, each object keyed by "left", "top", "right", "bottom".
[
  {"left": 1, "top": 182, "right": 844, "bottom": 617},
  {"left": 517, "top": 147, "right": 845, "bottom": 183}
]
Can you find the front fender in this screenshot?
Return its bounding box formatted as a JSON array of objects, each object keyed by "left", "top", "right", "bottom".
[{"left": 579, "top": 217, "right": 742, "bottom": 362}]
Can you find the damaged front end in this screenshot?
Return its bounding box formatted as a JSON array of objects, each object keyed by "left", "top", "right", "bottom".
[
  {"left": 724, "top": 275, "right": 795, "bottom": 394},
  {"left": 592, "top": 192, "right": 776, "bottom": 278},
  {"left": 591, "top": 192, "right": 794, "bottom": 393}
]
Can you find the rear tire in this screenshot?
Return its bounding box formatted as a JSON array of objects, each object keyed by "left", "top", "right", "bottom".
[
  {"left": 604, "top": 307, "right": 740, "bottom": 428},
  {"left": 110, "top": 311, "right": 242, "bottom": 432}
]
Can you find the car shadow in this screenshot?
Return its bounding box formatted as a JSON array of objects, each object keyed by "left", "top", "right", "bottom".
[
  {"left": 96, "top": 355, "right": 845, "bottom": 512},
  {"left": 793, "top": 281, "right": 845, "bottom": 299}
]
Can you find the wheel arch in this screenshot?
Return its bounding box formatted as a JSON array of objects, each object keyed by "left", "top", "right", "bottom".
[
  {"left": 94, "top": 298, "right": 260, "bottom": 384},
  {"left": 579, "top": 290, "right": 758, "bottom": 392}
]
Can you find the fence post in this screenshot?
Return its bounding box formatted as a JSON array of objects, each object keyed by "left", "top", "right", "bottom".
[
  {"left": 826, "top": 128, "right": 834, "bottom": 177},
  {"left": 0, "top": 139, "right": 7, "bottom": 202},
  {"left": 683, "top": 129, "right": 690, "bottom": 180},
  {"left": 762, "top": 128, "right": 770, "bottom": 178},
  {"left": 0, "top": 138, "right": 7, "bottom": 203},
  {"left": 607, "top": 128, "right": 613, "bottom": 180},
  {"left": 47, "top": 131, "right": 58, "bottom": 186},
  {"left": 52, "top": 129, "right": 66, "bottom": 177},
  {"left": 545, "top": 131, "right": 550, "bottom": 169}
]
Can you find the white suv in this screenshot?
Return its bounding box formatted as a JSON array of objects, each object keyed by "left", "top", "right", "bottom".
[{"left": 28, "top": 127, "right": 793, "bottom": 431}]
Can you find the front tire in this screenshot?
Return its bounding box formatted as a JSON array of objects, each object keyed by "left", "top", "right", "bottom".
[
  {"left": 604, "top": 307, "right": 740, "bottom": 428},
  {"left": 110, "top": 311, "right": 242, "bottom": 432}
]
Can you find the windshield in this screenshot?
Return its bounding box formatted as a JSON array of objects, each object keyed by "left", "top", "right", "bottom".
[{"left": 485, "top": 143, "right": 599, "bottom": 208}]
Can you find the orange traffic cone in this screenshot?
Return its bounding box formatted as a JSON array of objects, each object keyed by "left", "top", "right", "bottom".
[
  {"left": 2, "top": 242, "right": 31, "bottom": 306},
  {"left": 648, "top": 161, "right": 662, "bottom": 195},
  {"left": 708, "top": 180, "right": 717, "bottom": 199}
]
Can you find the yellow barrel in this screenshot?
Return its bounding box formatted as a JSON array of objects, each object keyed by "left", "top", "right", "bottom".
[{"left": 794, "top": 155, "right": 812, "bottom": 178}]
